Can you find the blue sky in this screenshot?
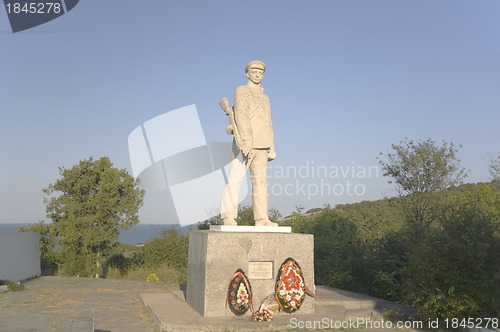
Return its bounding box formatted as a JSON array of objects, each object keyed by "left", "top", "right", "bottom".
[{"left": 1, "top": 1, "right": 499, "bottom": 224}]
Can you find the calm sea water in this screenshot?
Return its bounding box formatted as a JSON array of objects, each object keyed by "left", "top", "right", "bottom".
[{"left": 0, "top": 223, "right": 193, "bottom": 244}]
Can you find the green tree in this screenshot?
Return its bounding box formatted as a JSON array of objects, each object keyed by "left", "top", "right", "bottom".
[
  {"left": 235, "top": 206, "right": 282, "bottom": 225},
  {"left": 268, "top": 207, "right": 282, "bottom": 222},
  {"left": 367, "top": 230, "right": 409, "bottom": 302},
  {"left": 378, "top": 138, "right": 467, "bottom": 239},
  {"left": 236, "top": 205, "right": 255, "bottom": 225},
  {"left": 403, "top": 198, "right": 500, "bottom": 321},
  {"left": 44, "top": 157, "right": 144, "bottom": 277},
  {"left": 294, "top": 209, "right": 366, "bottom": 291},
  {"left": 198, "top": 213, "right": 222, "bottom": 230},
  {"left": 198, "top": 206, "right": 282, "bottom": 229},
  {"left": 335, "top": 197, "right": 404, "bottom": 244},
  {"left": 489, "top": 153, "right": 500, "bottom": 181},
  {"left": 142, "top": 227, "right": 188, "bottom": 269}
]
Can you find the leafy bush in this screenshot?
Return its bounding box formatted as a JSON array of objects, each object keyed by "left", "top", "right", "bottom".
[
  {"left": 294, "top": 209, "right": 368, "bottom": 291},
  {"left": 198, "top": 206, "right": 282, "bottom": 229},
  {"left": 294, "top": 181, "right": 500, "bottom": 322},
  {"left": 105, "top": 227, "right": 188, "bottom": 284},
  {"left": 106, "top": 263, "right": 186, "bottom": 284},
  {"left": 420, "top": 288, "right": 480, "bottom": 324},
  {"left": 402, "top": 200, "right": 500, "bottom": 321},
  {"left": 106, "top": 253, "right": 135, "bottom": 276},
  {"left": 141, "top": 228, "right": 188, "bottom": 269},
  {"left": 0, "top": 280, "right": 23, "bottom": 292},
  {"left": 367, "top": 231, "right": 409, "bottom": 302}
]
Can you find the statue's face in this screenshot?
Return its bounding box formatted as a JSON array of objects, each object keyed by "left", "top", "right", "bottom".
[{"left": 246, "top": 68, "right": 264, "bottom": 85}]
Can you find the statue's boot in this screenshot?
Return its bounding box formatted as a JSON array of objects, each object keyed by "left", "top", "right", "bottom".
[{"left": 255, "top": 219, "right": 278, "bottom": 227}]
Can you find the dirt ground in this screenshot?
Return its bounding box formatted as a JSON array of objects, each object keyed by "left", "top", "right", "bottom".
[{"left": 0, "top": 276, "right": 177, "bottom": 332}]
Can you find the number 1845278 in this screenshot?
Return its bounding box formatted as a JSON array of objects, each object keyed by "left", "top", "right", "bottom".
[
  {"left": 444, "top": 318, "right": 498, "bottom": 329},
  {"left": 5, "top": 2, "right": 62, "bottom": 14}
]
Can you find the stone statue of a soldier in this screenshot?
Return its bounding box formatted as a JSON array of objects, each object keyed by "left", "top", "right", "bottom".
[{"left": 220, "top": 60, "right": 278, "bottom": 226}]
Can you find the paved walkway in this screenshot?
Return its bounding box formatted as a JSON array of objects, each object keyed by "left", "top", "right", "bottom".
[
  {"left": 0, "top": 276, "right": 172, "bottom": 332},
  {"left": 0, "top": 277, "right": 418, "bottom": 332}
]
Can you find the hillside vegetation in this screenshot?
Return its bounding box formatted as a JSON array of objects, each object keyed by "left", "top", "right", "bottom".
[
  {"left": 27, "top": 180, "right": 499, "bottom": 324},
  {"left": 290, "top": 180, "right": 500, "bottom": 323},
  {"left": 21, "top": 146, "right": 500, "bottom": 326}
]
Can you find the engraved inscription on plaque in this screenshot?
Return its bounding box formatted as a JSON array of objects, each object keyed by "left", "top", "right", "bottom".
[{"left": 248, "top": 261, "right": 273, "bottom": 279}]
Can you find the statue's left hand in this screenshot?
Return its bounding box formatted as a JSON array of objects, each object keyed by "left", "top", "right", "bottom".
[{"left": 268, "top": 149, "right": 277, "bottom": 161}]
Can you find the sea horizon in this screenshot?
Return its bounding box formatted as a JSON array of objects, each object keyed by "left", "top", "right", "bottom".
[{"left": 0, "top": 222, "right": 195, "bottom": 244}]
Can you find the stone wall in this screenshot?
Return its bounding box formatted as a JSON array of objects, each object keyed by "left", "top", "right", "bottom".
[{"left": 0, "top": 232, "right": 41, "bottom": 281}]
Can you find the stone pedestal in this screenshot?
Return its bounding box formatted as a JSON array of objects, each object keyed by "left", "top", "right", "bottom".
[{"left": 186, "top": 229, "right": 315, "bottom": 317}]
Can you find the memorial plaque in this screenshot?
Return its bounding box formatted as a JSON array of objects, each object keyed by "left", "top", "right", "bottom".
[{"left": 248, "top": 261, "right": 273, "bottom": 279}]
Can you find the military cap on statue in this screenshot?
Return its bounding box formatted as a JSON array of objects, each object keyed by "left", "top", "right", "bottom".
[{"left": 245, "top": 60, "right": 266, "bottom": 73}]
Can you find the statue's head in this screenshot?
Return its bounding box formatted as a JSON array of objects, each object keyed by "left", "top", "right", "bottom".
[{"left": 245, "top": 60, "right": 266, "bottom": 85}]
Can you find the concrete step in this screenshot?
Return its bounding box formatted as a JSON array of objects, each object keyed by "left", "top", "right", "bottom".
[
  {"left": 316, "top": 285, "right": 415, "bottom": 312},
  {"left": 142, "top": 285, "right": 417, "bottom": 332}
]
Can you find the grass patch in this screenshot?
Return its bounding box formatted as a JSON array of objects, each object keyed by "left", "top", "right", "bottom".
[
  {"left": 106, "top": 264, "right": 186, "bottom": 284},
  {"left": 383, "top": 309, "right": 417, "bottom": 324},
  {"left": 0, "top": 280, "right": 24, "bottom": 292}
]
